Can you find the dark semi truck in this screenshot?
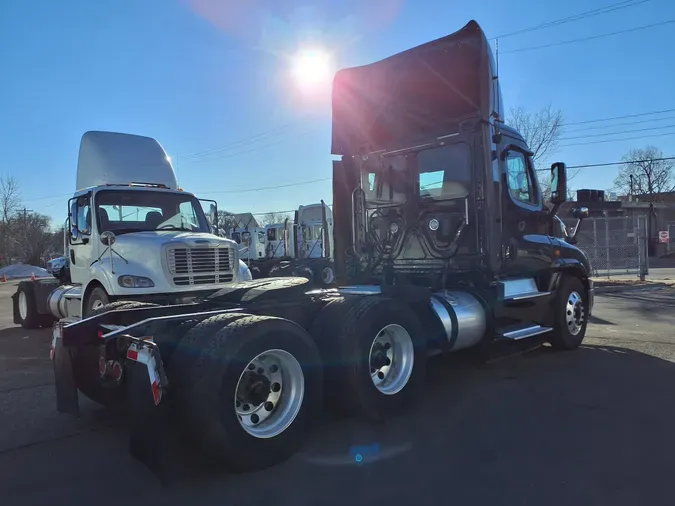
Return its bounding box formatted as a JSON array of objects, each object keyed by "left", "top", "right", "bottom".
[{"left": 50, "top": 20, "right": 593, "bottom": 480}]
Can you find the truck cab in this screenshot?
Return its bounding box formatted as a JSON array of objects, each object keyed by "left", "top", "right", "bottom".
[
  {"left": 13, "top": 131, "right": 251, "bottom": 327},
  {"left": 330, "top": 19, "right": 592, "bottom": 337}
]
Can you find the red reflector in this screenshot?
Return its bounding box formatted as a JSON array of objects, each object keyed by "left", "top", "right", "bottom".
[
  {"left": 97, "top": 330, "right": 104, "bottom": 339},
  {"left": 127, "top": 349, "right": 139, "bottom": 361},
  {"left": 151, "top": 381, "right": 161, "bottom": 405}
]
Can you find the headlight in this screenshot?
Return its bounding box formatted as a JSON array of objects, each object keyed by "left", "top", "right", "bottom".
[
  {"left": 238, "top": 260, "right": 252, "bottom": 281},
  {"left": 118, "top": 275, "right": 155, "bottom": 288}
]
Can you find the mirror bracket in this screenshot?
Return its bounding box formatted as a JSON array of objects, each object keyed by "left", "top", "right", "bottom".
[{"left": 565, "top": 206, "right": 589, "bottom": 244}]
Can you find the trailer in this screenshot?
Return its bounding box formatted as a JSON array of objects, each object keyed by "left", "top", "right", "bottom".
[
  {"left": 50, "top": 20, "right": 593, "bottom": 483},
  {"left": 12, "top": 131, "right": 252, "bottom": 330}
]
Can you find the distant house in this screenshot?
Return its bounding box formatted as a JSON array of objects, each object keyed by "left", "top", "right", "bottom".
[{"left": 231, "top": 213, "right": 260, "bottom": 229}]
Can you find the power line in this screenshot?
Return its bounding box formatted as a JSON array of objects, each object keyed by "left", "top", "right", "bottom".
[
  {"left": 197, "top": 177, "right": 331, "bottom": 196},
  {"left": 561, "top": 108, "right": 675, "bottom": 127},
  {"left": 563, "top": 114, "right": 675, "bottom": 133},
  {"left": 179, "top": 129, "right": 317, "bottom": 165},
  {"left": 501, "top": 19, "right": 675, "bottom": 55},
  {"left": 492, "top": 0, "right": 650, "bottom": 40},
  {"left": 560, "top": 124, "right": 675, "bottom": 141},
  {"left": 177, "top": 121, "right": 299, "bottom": 161},
  {"left": 568, "top": 157, "right": 675, "bottom": 169},
  {"left": 535, "top": 156, "right": 675, "bottom": 172},
  {"left": 560, "top": 131, "right": 675, "bottom": 147}
]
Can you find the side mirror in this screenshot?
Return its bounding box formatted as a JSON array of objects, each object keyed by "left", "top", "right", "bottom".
[
  {"left": 100, "top": 231, "right": 116, "bottom": 246},
  {"left": 69, "top": 202, "right": 80, "bottom": 242},
  {"left": 566, "top": 206, "right": 589, "bottom": 245},
  {"left": 209, "top": 204, "right": 218, "bottom": 228},
  {"left": 572, "top": 207, "right": 589, "bottom": 220},
  {"left": 550, "top": 162, "right": 567, "bottom": 204}
]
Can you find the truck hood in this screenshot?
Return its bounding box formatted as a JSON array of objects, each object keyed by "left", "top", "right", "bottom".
[
  {"left": 110, "top": 231, "right": 236, "bottom": 260},
  {"left": 331, "top": 20, "right": 502, "bottom": 155}
]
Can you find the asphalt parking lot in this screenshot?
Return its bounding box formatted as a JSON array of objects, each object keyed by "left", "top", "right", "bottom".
[{"left": 1, "top": 281, "right": 675, "bottom": 506}]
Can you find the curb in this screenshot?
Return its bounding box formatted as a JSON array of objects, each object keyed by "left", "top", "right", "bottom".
[{"left": 594, "top": 282, "right": 671, "bottom": 294}]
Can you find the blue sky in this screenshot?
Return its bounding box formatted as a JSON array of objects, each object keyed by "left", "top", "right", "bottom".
[{"left": 1, "top": 0, "right": 673, "bottom": 227}]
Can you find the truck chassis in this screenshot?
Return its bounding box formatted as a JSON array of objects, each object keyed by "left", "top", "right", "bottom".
[{"left": 51, "top": 272, "right": 592, "bottom": 482}]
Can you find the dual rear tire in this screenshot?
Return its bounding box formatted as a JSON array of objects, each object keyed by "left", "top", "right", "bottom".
[{"left": 168, "top": 295, "right": 427, "bottom": 472}]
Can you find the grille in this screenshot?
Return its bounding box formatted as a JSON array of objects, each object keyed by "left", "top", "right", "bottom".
[{"left": 167, "top": 246, "right": 234, "bottom": 286}]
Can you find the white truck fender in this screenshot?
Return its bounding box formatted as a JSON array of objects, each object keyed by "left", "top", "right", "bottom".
[{"left": 238, "top": 259, "right": 252, "bottom": 281}]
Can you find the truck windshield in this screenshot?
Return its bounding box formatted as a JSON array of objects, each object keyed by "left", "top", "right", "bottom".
[
  {"left": 418, "top": 143, "right": 471, "bottom": 201},
  {"left": 94, "top": 190, "right": 210, "bottom": 234}
]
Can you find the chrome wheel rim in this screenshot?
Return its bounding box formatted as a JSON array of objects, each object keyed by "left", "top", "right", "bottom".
[
  {"left": 19, "top": 291, "right": 28, "bottom": 320},
  {"left": 566, "top": 291, "right": 585, "bottom": 336},
  {"left": 368, "top": 324, "right": 415, "bottom": 395},
  {"left": 234, "top": 349, "right": 305, "bottom": 439}
]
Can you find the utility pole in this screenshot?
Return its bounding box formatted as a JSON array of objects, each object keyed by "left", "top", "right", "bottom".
[{"left": 21, "top": 207, "right": 34, "bottom": 264}]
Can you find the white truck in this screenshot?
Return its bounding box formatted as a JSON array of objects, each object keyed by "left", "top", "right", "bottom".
[
  {"left": 12, "top": 131, "right": 251, "bottom": 329},
  {"left": 239, "top": 202, "right": 336, "bottom": 286}
]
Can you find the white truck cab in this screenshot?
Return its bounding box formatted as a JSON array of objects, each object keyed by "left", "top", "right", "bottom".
[
  {"left": 296, "top": 203, "right": 334, "bottom": 260},
  {"left": 35, "top": 131, "right": 250, "bottom": 321}
]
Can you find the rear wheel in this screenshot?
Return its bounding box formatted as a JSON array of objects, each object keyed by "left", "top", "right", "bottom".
[
  {"left": 72, "top": 300, "right": 159, "bottom": 407},
  {"left": 548, "top": 276, "right": 588, "bottom": 350},
  {"left": 312, "top": 296, "right": 427, "bottom": 420},
  {"left": 174, "top": 315, "right": 323, "bottom": 472}
]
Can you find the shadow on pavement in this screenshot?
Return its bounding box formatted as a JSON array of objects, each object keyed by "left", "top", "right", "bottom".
[
  {"left": 2, "top": 343, "right": 670, "bottom": 506},
  {"left": 0, "top": 326, "right": 52, "bottom": 393},
  {"left": 589, "top": 315, "right": 616, "bottom": 325},
  {"left": 602, "top": 289, "right": 675, "bottom": 324}
]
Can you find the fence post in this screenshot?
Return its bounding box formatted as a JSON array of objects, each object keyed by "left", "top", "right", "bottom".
[
  {"left": 605, "top": 219, "right": 610, "bottom": 276},
  {"left": 643, "top": 215, "right": 649, "bottom": 278},
  {"left": 593, "top": 219, "right": 599, "bottom": 277}
]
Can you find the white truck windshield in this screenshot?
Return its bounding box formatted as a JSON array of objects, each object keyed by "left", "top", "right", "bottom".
[{"left": 94, "top": 190, "right": 210, "bottom": 234}]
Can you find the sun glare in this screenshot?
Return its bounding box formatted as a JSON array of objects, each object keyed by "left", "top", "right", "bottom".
[{"left": 290, "top": 48, "right": 333, "bottom": 91}]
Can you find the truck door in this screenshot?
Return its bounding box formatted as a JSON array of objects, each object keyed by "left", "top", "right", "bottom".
[
  {"left": 500, "top": 141, "right": 554, "bottom": 277},
  {"left": 69, "top": 194, "right": 94, "bottom": 285}
]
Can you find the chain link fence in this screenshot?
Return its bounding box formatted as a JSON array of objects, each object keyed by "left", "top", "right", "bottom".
[
  {"left": 667, "top": 223, "right": 675, "bottom": 255},
  {"left": 562, "top": 215, "right": 648, "bottom": 278}
]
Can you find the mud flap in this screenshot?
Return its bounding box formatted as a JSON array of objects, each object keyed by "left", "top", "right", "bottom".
[
  {"left": 52, "top": 325, "right": 80, "bottom": 415},
  {"left": 126, "top": 344, "right": 176, "bottom": 486}
]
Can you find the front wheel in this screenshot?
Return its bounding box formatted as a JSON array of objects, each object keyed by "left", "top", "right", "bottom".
[
  {"left": 549, "top": 276, "right": 588, "bottom": 350},
  {"left": 84, "top": 286, "right": 110, "bottom": 318}
]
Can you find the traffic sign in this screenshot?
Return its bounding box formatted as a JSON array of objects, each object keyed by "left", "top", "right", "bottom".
[{"left": 659, "top": 230, "right": 669, "bottom": 244}]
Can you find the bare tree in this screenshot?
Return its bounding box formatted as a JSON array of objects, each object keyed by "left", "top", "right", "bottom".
[
  {"left": 16, "top": 212, "right": 52, "bottom": 266},
  {"left": 507, "top": 103, "right": 577, "bottom": 199},
  {"left": 508, "top": 103, "right": 564, "bottom": 166},
  {"left": 259, "top": 212, "right": 292, "bottom": 226},
  {"left": 0, "top": 175, "right": 22, "bottom": 266},
  {"left": 216, "top": 210, "right": 239, "bottom": 233},
  {"left": 613, "top": 146, "right": 674, "bottom": 201}
]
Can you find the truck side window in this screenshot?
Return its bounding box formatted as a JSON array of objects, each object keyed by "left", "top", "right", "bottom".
[
  {"left": 77, "top": 198, "right": 91, "bottom": 235},
  {"left": 179, "top": 202, "right": 198, "bottom": 228},
  {"left": 267, "top": 228, "right": 277, "bottom": 242},
  {"left": 505, "top": 151, "right": 537, "bottom": 205}
]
